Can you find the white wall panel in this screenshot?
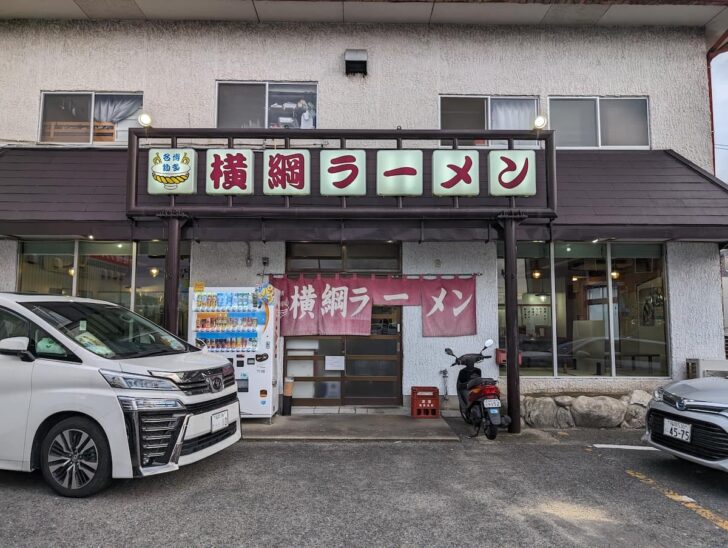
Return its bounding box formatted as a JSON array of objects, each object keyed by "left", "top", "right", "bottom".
[{"left": 0, "top": 22, "right": 713, "bottom": 171}]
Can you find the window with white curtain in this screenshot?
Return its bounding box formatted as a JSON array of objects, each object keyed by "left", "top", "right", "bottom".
[
  {"left": 39, "top": 92, "right": 143, "bottom": 144},
  {"left": 550, "top": 97, "right": 649, "bottom": 148},
  {"left": 439, "top": 96, "right": 538, "bottom": 147}
]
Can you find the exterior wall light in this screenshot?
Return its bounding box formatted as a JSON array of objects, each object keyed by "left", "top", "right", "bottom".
[
  {"left": 533, "top": 115, "right": 547, "bottom": 129},
  {"left": 138, "top": 112, "right": 153, "bottom": 127}
]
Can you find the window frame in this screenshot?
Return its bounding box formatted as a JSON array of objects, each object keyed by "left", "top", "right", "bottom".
[
  {"left": 497, "top": 241, "right": 670, "bottom": 379},
  {"left": 548, "top": 96, "right": 651, "bottom": 150},
  {"left": 437, "top": 94, "right": 539, "bottom": 148},
  {"left": 215, "top": 80, "right": 320, "bottom": 129},
  {"left": 38, "top": 90, "right": 144, "bottom": 145},
  {"left": 0, "top": 306, "right": 81, "bottom": 364}
]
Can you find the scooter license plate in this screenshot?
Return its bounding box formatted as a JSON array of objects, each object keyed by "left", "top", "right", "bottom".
[{"left": 483, "top": 399, "right": 501, "bottom": 409}]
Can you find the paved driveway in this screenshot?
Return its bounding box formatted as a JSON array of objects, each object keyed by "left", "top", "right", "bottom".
[{"left": 0, "top": 421, "right": 727, "bottom": 547}]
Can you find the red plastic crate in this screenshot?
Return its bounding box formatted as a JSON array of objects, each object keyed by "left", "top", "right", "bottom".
[{"left": 411, "top": 386, "right": 440, "bottom": 418}]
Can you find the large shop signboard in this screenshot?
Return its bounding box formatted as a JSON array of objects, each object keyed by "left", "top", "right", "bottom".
[
  {"left": 270, "top": 275, "right": 476, "bottom": 337},
  {"left": 147, "top": 148, "right": 536, "bottom": 198}
]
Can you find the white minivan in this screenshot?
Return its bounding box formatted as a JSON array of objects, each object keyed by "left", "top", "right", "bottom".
[{"left": 0, "top": 293, "right": 240, "bottom": 497}]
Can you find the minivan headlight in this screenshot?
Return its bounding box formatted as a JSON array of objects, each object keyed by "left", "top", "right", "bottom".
[{"left": 100, "top": 369, "right": 179, "bottom": 391}]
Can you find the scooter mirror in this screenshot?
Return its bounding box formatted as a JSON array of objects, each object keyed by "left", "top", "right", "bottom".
[
  {"left": 483, "top": 339, "right": 494, "bottom": 349},
  {"left": 444, "top": 348, "right": 455, "bottom": 357}
]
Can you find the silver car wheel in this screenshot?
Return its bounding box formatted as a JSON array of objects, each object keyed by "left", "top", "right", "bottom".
[{"left": 47, "top": 428, "right": 99, "bottom": 490}]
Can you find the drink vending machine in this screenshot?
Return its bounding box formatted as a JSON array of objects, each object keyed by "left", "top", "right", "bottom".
[{"left": 188, "top": 284, "right": 282, "bottom": 419}]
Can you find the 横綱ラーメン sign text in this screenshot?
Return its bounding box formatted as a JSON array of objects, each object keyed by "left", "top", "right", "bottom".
[{"left": 147, "top": 148, "right": 536, "bottom": 197}]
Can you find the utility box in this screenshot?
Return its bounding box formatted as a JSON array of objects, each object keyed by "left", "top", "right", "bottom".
[{"left": 686, "top": 359, "right": 728, "bottom": 379}]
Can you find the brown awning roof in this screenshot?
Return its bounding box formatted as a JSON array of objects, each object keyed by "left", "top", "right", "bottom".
[{"left": 1, "top": 146, "right": 727, "bottom": 242}]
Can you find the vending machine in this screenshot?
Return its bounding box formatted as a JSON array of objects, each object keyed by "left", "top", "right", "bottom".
[{"left": 188, "top": 284, "right": 282, "bottom": 419}]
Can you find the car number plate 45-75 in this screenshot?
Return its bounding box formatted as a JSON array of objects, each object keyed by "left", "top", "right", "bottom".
[
  {"left": 211, "top": 410, "right": 229, "bottom": 433},
  {"left": 663, "top": 418, "right": 691, "bottom": 443}
]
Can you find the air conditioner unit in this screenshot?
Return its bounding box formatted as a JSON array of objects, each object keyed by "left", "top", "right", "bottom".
[{"left": 686, "top": 359, "right": 728, "bottom": 379}]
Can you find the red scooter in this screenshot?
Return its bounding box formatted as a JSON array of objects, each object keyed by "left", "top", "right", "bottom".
[{"left": 446, "top": 339, "right": 510, "bottom": 440}]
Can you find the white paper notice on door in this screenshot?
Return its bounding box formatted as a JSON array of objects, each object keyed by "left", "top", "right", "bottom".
[{"left": 325, "top": 355, "right": 345, "bottom": 371}]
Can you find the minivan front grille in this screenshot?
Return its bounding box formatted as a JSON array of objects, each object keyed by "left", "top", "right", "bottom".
[
  {"left": 180, "top": 423, "right": 237, "bottom": 456},
  {"left": 138, "top": 412, "right": 184, "bottom": 466},
  {"left": 185, "top": 392, "right": 239, "bottom": 415},
  {"left": 171, "top": 366, "right": 235, "bottom": 395}
]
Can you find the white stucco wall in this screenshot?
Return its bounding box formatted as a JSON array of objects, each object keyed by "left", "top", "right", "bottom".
[
  {"left": 0, "top": 21, "right": 712, "bottom": 171},
  {"left": 402, "top": 241, "right": 498, "bottom": 397},
  {"left": 666, "top": 242, "right": 725, "bottom": 380},
  {"left": 190, "top": 241, "right": 285, "bottom": 287},
  {"left": 0, "top": 240, "right": 18, "bottom": 292}
]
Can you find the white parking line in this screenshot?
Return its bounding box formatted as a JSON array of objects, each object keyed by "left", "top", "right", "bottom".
[{"left": 592, "top": 444, "right": 658, "bottom": 451}]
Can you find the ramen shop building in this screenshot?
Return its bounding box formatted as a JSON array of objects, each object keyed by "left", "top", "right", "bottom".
[{"left": 0, "top": 2, "right": 727, "bottom": 410}]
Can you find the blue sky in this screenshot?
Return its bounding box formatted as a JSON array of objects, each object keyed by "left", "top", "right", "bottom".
[{"left": 713, "top": 53, "right": 728, "bottom": 181}]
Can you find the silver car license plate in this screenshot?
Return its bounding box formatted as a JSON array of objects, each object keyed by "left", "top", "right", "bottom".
[
  {"left": 663, "top": 418, "right": 691, "bottom": 442},
  {"left": 211, "top": 410, "right": 229, "bottom": 433}
]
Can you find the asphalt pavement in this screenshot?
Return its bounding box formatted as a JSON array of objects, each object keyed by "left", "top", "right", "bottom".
[{"left": 1, "top": 420, "right": 727, "bottom": 547}]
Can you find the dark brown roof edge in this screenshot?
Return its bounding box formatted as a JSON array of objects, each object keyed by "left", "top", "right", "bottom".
[{"left": 663, "top": 149, "right": 728, "bottom": 192}]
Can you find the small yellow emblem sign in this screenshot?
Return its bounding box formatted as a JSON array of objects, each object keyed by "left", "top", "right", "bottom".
[{"left": 148, "top": 149, "right": 197, "bottom": 195}]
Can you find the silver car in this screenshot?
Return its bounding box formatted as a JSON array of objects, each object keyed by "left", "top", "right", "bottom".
[{"left": 643, "top": 378, "right": 728, "bottom": 472}]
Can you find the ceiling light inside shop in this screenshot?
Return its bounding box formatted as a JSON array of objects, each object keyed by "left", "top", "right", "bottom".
[
  {"left": 149, "top": 267, "right": 160, "bottom": 278},
  {"left": 532, "top": 270, "right": 541, "bottom": 279},
  {"left": 68, "top": 268, "right": 75, "bottom": 277},
  {"left": 88, "top": 235, "right": 94, "bottom": 240},
  {"left": 571, "top": 276, "right": 578, "bottom": 282},
  {"left": 611, "top": 271, "right": 620, "bottom": 280}
]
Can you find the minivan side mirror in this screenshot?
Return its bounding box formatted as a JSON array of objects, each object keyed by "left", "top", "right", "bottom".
[
  {"left": 444, "top": 348, "right": 455, "bottom": 357},
  {"left": 0, "top": 336, "right": 30, "bottom": 358}
]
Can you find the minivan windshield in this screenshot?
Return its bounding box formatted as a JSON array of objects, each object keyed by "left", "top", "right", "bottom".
[{"left": 21, "top": 301, "right": 191, "bottom": 360}]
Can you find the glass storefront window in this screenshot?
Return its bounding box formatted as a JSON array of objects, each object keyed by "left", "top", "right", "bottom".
[
  {"left": 134, "top": 241, "right": 191, "bottom": 337},
  {"left": 611, "top": 244, "right": 668, "bottom": 377},
  {"left": 497, "top": 242, "right": 553, "bottom": 376},
  {"left": 18, "top": 241, "right": 75, "bottom": 296},
  {"left": 18, "top": 240, "right": 190, "bottom": 337},
  {"left": 554, "top": 242, "right": 611, "bottom": 376},
  {"left": 77, "top": 241, "right": 133, "bottom": 307}
]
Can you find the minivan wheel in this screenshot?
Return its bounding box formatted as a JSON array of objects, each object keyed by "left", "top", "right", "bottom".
[{"left": 40, "top": 417, "right": 112, "bottom": 498}]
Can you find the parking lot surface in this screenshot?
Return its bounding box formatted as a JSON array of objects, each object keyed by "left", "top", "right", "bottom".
[{"left": 0, "top": 421, "right": 727, "bottom": 547}]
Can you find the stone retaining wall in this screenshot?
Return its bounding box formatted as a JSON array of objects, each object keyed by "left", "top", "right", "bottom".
[{"left": 517, "top": 390, "right": 653, "bottom": 430}]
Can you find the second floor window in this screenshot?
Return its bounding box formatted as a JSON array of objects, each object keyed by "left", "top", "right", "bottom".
[
  {"left": 40, "top": 92, "right": 143, "bottom": 144},
  {"left": 217, "top": 82, "right": 317, "bottom": 129},
  {"left": 549, "top": 97, "right": 650, "bottom": 148},
  {"left": 439, "top": 95, "right": 538, "bottom": 146}
]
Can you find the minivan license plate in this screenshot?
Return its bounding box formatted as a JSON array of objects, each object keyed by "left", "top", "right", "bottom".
[
  {"left": 211, "top": 410, "right": 229, "bottom": 433},
  {"left": 663, "top": 418, "right": 691, "bottom": 442}
]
